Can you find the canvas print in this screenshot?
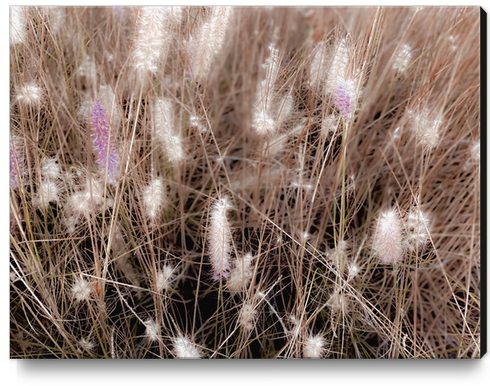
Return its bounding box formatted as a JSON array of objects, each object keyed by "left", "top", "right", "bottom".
[{"left": 9, "top": 6, "right": 482, "bottom": 359}]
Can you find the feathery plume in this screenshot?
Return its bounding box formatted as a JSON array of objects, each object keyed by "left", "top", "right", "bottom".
[
  {"left": 144, "top": 319, "right": 160, "bottom": 342},
  {"left": 91, "top": 99, "right": 119, "bottom": 184},
  {"left": 189, "top": 6, "right": 231, "bottom": 81},
  {"left": 33, "top": 180, "right": 58, "bottom": 208},
  {"left": 373, "top": 209, "right": 404, "bottom": 265},
  {"left": 72, "top": 276, "right": 92, "bottom": 302},
  {"left": 132, "top": 7, "right": 171, "bottom": 78},
  {"left": 16, "top": 81, "right": 43, "bottom": 108},
  {"left": 327, "top": 286, "right": 348, "bottom": 313},
  {"left": 78, "top": 338, "right": 95, "bottom": 353},
  {"left": 10, "top": 136, "right": 26, "bottom": 188},
  {"left": 336, "top": 78, "right": 356, "bottom": 122},
  {"left": 393, "top": 44, "right": 412, "bottom": 72},
  {"left": 253, "top": 45, "right": 280, "bottom": 136},
  {"left": 228, "top": 253, "right": 254, "bottom": 294},
  {"left": 309, "top": 42, "right": 327, "bottom": 90},
  {"left": 238, "top": 303, "right": 257, "bottom": 331},
  {"left": 41, "top": 157, "right": 60, "bottom": 181},
  {"left": 156, "top": 265, "right": 175, "bottom": 292},
  {"left": 10, "top": 6, "right": 27, "bottom": 45},
  {"left": 153, "top": 99, "right": 184, "bottom": 167},
  {"left": 173, "top": 334, "right": 201, "bottom": 358},
  {"left": 303, "top": 335, "right": 326, "bottom": 358},
  {"left": 209, "top": 197, "right": 233, "bottom": 280},
  {"left": 321, "top": 114, "right": 339, "bottom": 138},
  {"left": 325, "top": 38, "right": 351, "bottom": 94},
  {"left": 143, "top": 178, "right": 165, "bottom": 222},
  {"left": 405, "top": 208, "right": 430, "bottom": 252},
  {"left": 98, "top": 85, "right": 122, "bottom": 129},
  {"left": 408, "top": 108, "right": 442, "bottom": 150}
]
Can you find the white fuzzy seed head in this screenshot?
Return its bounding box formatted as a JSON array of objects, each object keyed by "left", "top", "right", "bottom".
[
  {"left": 154, "top": 99, "right": 184, "bottom": 166},
  {"left": 67, "top": 192, "right": 91, "bottom": 218},
  {"left": 173, "top": 334, "right": 201, "bottom": 358},
  {"left": 238, "top": 303, "right": 257, "bottom": 331},
  {"left": 228, "top": 253, "right": 254, "bottom": 294},
  {"left": 16, "top": 82, "right": 43, "bottom": 108},
  {"left": 143, "top": 179, "right": 165, "bottom": 222},
  {"left": 41, "top": 157, "right": 60, "bottom": 181},
  {"left": 303, "top": 335, "right": 325, "bottom": 358},
  {"left": 144, "top": 319, "right": 160, "bottom": 342},
  {"left": 393, "top": 44, "right": 412, "bottom": 72},
  {"left": 72, "top": 277, "right": 92, "bottom": 302},
  {"left": 78, "top": 337, "right": 95, "bottom": 353},
  {"left": 470, "top": 142, "right": 480, "bottom": 164},
  {"left": 253, "top": 45, "right": 280, "bottom": 137},
  {"left": 33, "top": 180, "right": 58, "bottom": 208},
  {"left": 209, "top": 197, "right": 233, "bottom": 280},
  {"left": 321, "top": 114, "right": 339, "bottom": 138},
  {"left": 133, "top": 7, "right": 171, "bottom": 77},
  {"left": 327, "top": 287, "right": 348, "bottom": 313},
  {"left": 347, "top": 261, "right": 360, "bottom": 282},
  {"left": 156, "top": 265, "right": 175, "bottom": 292},
  {"left": 409, "top": 108, "right": 442, "bottom": 150},
  {"left": 98, "top": 85, "right": 122, "bottom": 129},
  {"left": 189, "top": 6, "right": 231, "bottom": 82},
  {"left": 325, "top": 38, "right": 351, "bottom": 95},
  {"left": 405, "top": 208, "right": 430, "bottom": 252},
  {"left": 309, "top": 42, "right": 327, "bottom": 90},
  {"left": 373, "top": 209, "right": 404, "bottom": 265},
  {"left": 10, "top": 6, "right": 28, "bottom": 45}
]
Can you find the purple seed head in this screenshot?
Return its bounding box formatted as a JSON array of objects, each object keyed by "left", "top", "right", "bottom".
[
  {"left": 91, "top": 99, "right": 119, "bottom": 185},
  {"left": 336, "top": 79, "right": 355, "bottom": 121}
]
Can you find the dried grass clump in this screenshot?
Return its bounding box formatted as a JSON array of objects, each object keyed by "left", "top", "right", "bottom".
[{"left": 10, "top": 6, "right": 481, "bottom": 359}]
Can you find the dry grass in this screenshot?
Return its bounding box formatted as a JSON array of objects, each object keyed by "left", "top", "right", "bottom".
[{"left": 9, "top": 6, "right": 481, "bottom": 359}]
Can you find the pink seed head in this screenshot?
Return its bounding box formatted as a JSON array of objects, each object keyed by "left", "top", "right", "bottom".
[{"left": 91, "top": 99, "right": 119, "bottom": 185}]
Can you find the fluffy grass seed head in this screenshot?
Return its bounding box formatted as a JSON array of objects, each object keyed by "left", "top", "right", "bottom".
[
  {"left": 78, "top": 337, "right": 95, "bottom": 353},
  {"left": 405, "top": 208, "right": 431, "bottom": 252},
  {"left": 156, "top": 265, "right": 175, "bottom": 292},
  {"left": 393, "top": 44, "right": 412, "bottom": 72},
  {"left": 144, "top": 319, "right": 160, "bottom": 342},
  {"left": 16, "top": 81, "right": 43, "bottom": 108},
  {"left": 91, "top": 99, "right": 119, "bottom": 184},
  {"left": 41, "top": 157, "right": 60, "bottom": 181},
  {"left": 303, "top": 335, "right": 326, "bottom": 358},
  {"left": 153, "top": 98, "right": 184, "bottom": 166},
  {"left": 10, "top": 6, "right": 27, "bottom": 45},
  {"left": 209, "top": 196, "right": 233, "bottom": 280},
  {"left": 238, "top": 303, "right": 257, "bottom": 331},
  {"left": 408, "top": 108, "right": 442, "bottom": 150},
  {"left": 143, "top": 178, "right": 165, "bottom": 222},
  {"left": 72, "top": 276, "right": 93, "bottom": 302},
  {"left": 373, "top": 209, "right": 404, "bottom": 265},
  {"left": 321, "top": 114, "right": 339, "bottom": 138},
  {"left": 189, "top": 6, "right": 231, "bottom": 82},
  {"left": 132, "top": 7, "right": 171, "bottom": 78},
  {"left": 173, "top": 334, "right": 201, "bottom": 358},
  {"left": 228, "top": 253, "right": 254, "bottom": 294},
  {"left": 33, "top": 180, "right": 59, "bottom": 208}
]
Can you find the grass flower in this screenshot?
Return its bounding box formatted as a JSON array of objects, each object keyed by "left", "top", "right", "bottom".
[
  {"left": 91, "top": 99, "right": 119, "bottom": 184},
  {"left": 303, "top": 335, "right": 325, "bottom": 358},
  {"left": 173, "top": 334, "right": 201, "bottom": 358},
  {"left": 373, "top": 209, "right": 404, "bottom": 265},
  {"left": 209, "top": 197, "right": 233, "bottom": 280}
]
